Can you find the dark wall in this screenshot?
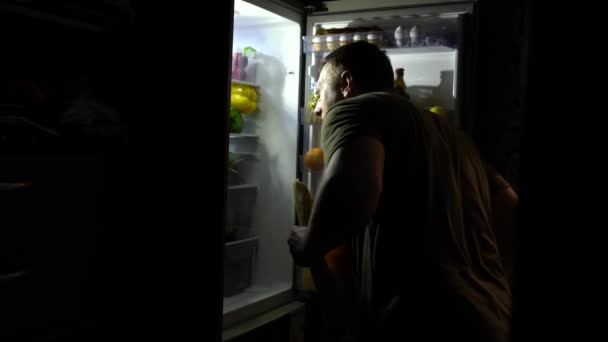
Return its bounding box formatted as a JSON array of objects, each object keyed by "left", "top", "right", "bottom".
[
  {"left": 513, "top": 1, "right": 600, "bottom": 341},
  {"left": 1, "top": 1, "right": 233, "bottom": 340},
  {"left": 472, "top": 0, "right": 528, "bottom": 190}
]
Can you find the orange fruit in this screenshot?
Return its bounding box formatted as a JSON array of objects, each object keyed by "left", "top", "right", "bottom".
[
  {"left": 303, "top": 148, "right": 324, "bottom": 171},
  {"left": 325, "top": 244, "right": 347, "bottom": 274}
]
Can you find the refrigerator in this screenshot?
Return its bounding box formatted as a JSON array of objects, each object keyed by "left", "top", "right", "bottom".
[{"left": 222, "top": 0, "right": 476, "bottom": 336}]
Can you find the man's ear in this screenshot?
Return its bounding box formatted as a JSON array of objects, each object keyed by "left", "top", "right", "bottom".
[{"left": 339, "top": 70, "right": 356, "bottom": 97}]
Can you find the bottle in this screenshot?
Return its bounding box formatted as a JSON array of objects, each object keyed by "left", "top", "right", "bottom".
[
  {"left": 312, "top": 36, "right": 323, "bottom": 52},
  {"left": 314, "top": 24, "right": 327, "bottom": 36},
  {"left": 326, "top": 35, "right": 336, "bottom": 50},
  {"left": 339, "top": 33, "right": 352, "bottom": 46},
  {"left": 394, "top": 25, "right": 404, "bottom": 47},
  {"left": 394, "top": 68, "right": 407, "bottom": 96},
  {"left": 231, "top": 48, "right": 242, "bottom": 80},
  {"left": 366, "top": 32, "right": 378, "bottom": 46},
  {"left": 409, "top": 25, "right": 419, "bottom": 46}
]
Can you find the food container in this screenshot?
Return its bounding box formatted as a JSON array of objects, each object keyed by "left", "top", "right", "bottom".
[
  {"left": 312, "top": 36, "right": 323, "bottom": 52},
  {"left": 326, "top": 35, "right": 337, "bottom": 51},
  {"left": 367, "top": 32, "right": 379, "bottom": 46},
  {"left": 223, "top": 237, "right": 258, "bottom": 296},
  {"left": 339, "top": 33, "right": 352, "bottom": 46}
]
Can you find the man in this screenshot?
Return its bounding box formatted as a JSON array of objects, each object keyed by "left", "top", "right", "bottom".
[{"left": 288, "top": 42, "right": 512, "bottom": 341}]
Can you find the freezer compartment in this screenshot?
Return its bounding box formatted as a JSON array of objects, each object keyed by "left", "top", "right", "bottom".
[{"left": 223, "top": 237, "right": 258, "bottom": 297}]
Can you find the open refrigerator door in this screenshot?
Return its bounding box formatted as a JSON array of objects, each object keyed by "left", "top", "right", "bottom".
[{"left": 223, "top": 0, "right": 303, "bottom": 331}]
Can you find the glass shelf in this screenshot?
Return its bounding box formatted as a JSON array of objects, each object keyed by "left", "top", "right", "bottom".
[
  {"left": 231, "top": 79, "right": 260, "bottom": 88},
  {"left": 385, "top": 45, "right": 455, "bottom": 54},
  {"left": 229, "top": 133, "right": 259, "bottom": 139},
  {"left": 303, "top": 34, "right": 455, "bottom": 54},
  {"left": 227, "top": 183, "right": 258, "bottom": 191}
]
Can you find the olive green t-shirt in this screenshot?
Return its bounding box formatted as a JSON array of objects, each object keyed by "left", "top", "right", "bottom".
[{"left": 321, "top": 92, "right": 511, "bottom": 341}]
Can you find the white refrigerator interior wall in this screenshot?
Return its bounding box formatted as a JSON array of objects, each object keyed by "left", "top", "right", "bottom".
[{"left": 389, "top": 51, "right": 456, "bottom": 110}]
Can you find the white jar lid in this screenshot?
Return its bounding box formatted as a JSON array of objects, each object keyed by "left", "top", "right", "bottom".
[
  {"left": 312, "top": 36, "right": 322, "bottom": 43},
  {"left": 326, "top": 35, "right": 335, "bottom": 42}
]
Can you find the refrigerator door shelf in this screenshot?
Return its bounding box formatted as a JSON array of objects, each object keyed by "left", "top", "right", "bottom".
[
  {"left": 226, "top": 184, "right": 258, "bottom": 240},
  {"left": 229, "top": 152, "right": 261, "bottom": 160},
  {"left": 303, "top": 35, "right": 455, "bottom": 55},
  {"left": 223, "top": 237, "right": 259, "bottom": 297},
  {"left": 229, "top": 135, "right": 259, "bottom": 154},
  {"left": 303, "top": 31, "right": 386, "bottom": 54},
  {"left": 229, "top": 133, "right": 259, "bottom": 138},
  {"left": 231, "top": 79, "right": 261, "bottom": 88},
  {"left": 227, "top": 183, "right": 258, "bottom": 191}
]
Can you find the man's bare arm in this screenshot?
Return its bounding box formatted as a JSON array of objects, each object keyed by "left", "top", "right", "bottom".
[{"left": 293, "top": 135, "right": 384, "bottom": 265}]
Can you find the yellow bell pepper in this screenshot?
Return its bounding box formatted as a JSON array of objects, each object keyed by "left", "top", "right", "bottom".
[
  {"left": 245, "top": 101, "right": 256, "bottom": 113},
  {"left": 232, "top": 84, "right": 257, "bottom": 100},
  {"left": 230, "top": 84, "right": 258, "bottom": 114},
  {"left": 230, "top": 94, "right": 251, "bottom": 113}
]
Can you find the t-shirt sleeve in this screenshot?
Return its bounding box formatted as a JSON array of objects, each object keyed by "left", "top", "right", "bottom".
[{"left": 321, "top": 100, "right": 381, "bottom": 165}]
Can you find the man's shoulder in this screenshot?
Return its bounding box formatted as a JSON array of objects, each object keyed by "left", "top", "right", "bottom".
[
  {"left": 342, "top": 91, "right": 406, "bottom": 106},
  {"left": 327, "top": 92, "right": 412, "bottom": 117}
]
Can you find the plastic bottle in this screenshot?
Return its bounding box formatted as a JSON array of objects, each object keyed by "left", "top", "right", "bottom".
[
  {"left": 395, "top": 25, "right": 404, "bottom": 47},
  {"left": 241, "top": 46, "right": 257, "bottom": 81},
  {"left": 326, "top": 35, "right": 337, "bottom": 50},
  {"left": 231, "top": 48, "right": 242, "bottom": 80},
  {"left": 353, "top": 32, "right": 365, "bottom": 42},
  {"left": 409, "top": 25, "right": 419, "bottom": 46},
  {"left": 366, "top": 32, "right": 376, "bottom": 45},
  {"left": 339, "top": 33, "right": 352, "bottom": 46},
  {"left": 394, "top": 68, "right": 407, "bottom": 97}
]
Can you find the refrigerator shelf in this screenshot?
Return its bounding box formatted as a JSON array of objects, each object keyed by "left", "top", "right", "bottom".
[
  {"left": 225, "top": 184, "right": 257, "bottom": 240},
  {"left": 384, "top": 45, "right": 455, "bottom": 54},
  {"left": 229, "top": 134, "right": 260, "bottom": 154},
  {"left": 229, "top": 133, "right": 259, "bottom": 139},
  {"left": 223, "top": 236, "right": 259, "bottom": 297},
  {"left": 228, "top": 184, "right": 258, "bottom": 192},
  {"left": 303, "top": 32, "right": 456, "bottom": 54},
  {"left": 303, "top": 31, "right": 386, "bottom": 54},
  {"left": 231, "top": 152, "right": 261, "bottom": 160},
  {"left": 224, "top": 225, "right": 253, "bottom": 243},
  {"left": 231, "top": 79, "right": 261, "bottom": 88},
  {"left": 303, "top": 38, "right": 455, "bottom": 54}
]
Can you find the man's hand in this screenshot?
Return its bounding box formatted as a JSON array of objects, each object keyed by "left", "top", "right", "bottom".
[{"left": 288, "top": 225, "right": 313, "bottom": 266}]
